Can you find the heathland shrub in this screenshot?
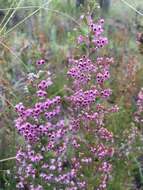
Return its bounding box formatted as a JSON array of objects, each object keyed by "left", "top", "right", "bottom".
[{"left": 14, "top": 16, "right": 118, "bottom": 190}]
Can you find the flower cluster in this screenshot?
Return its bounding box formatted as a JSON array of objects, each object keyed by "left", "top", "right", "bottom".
[
  {"left": 16, "top": 145, "right": 84, "bottom": 189},
  {"left": 134, "top": 88, "right": 143, "bottom": 124},
  {"left": 15, "top": 94, "right": 61, "bottom": 143}
]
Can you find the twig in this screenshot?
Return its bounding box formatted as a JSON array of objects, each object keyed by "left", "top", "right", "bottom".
[
  {"left": 0, "top": 6, "right": 41, "bottom": 11},
  {"left": 120, "top": 0, "right": 143, "bottom": 17},
  {"left": 0, "top": 156, "right": 16, "bottom": 163},
  {"left": 0, "top": 40, "right": 29, "bottom": 71},
  {"left": 45, "top": 8, "right": 81, "bottom": 28}
]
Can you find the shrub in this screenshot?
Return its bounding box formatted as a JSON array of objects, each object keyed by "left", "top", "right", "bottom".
[{"left": 14, "top": 16, "right": 118, "bottom": 190}]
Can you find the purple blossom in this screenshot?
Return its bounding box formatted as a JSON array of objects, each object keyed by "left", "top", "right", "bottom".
[{"left": 36, "top": 59, "right": 45, "bottom": 65}]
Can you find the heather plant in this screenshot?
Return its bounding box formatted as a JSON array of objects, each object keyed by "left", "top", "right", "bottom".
[
  {"left": 66, "top": 16, "right": 119, "bottom": 189},
  {"left": 15, "top": 65, "right": 67, "bottom": 189},
  {"left": 13, "top": 15, "right": 119, "bottom": 190},
  {"left": 1, "top": 1, "right": 143, "bottom": 190},
  {"left": 134, "top": 87, "right": 143, "bottom": 124}
]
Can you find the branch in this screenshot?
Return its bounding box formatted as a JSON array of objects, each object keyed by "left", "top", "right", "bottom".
[
  {"left": 120, "top": 0, "right": 143, "bottom": 17},
  {"left": 0, "top": 156, "right": 16, "bottom": 163}
]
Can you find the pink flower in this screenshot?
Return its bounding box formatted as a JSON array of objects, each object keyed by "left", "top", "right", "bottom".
[{"left": 77, "top": 35, "right": 84, "bottom": 44}]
